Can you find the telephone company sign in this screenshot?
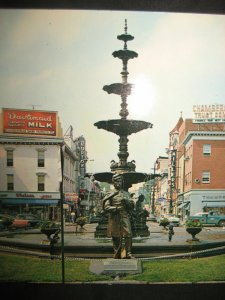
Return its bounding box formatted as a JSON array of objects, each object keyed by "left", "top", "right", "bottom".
[{"left": 3, "top": 109, "right": 57, "bottom": 136}]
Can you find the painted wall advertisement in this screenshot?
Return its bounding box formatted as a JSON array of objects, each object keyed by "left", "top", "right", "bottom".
[{"left": 3, "top": 108, "right": 57, "bottom": 136}]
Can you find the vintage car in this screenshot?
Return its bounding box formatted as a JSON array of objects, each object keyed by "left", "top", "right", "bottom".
[
  {"left": 15, "top": 214, "right": 42, "bottom": 228},
  {"left": 10, "top": 218, "right": 30, "bottom": 230},
  {"left": 147, "top": 214, "right": 157, "bottom": 222},
  {"left": 189, "top": 210, "right": 225, "bottom": 227},
  {"left": 158, "top": 213, "right": 180, "bottom": 227}
]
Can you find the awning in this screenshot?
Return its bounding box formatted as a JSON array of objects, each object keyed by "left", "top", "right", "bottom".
[
  {"left": 157, "top": 197, "right": 167, "bottom": 202},
  {"left": 177, "top": 202, "right": 190, "bottom": 209},
  {"left": 1, "top": 199, "right": 59, "bottom": 205},
  {"left": 203, "top": 204, "right": 225, "bottom": 208},
  {"left": 64, "top": 201, "right": 75, "bottom": 206}
]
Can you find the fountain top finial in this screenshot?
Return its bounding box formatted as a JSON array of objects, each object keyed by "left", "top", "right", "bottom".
[
  {"left": 117, "top": 20, "right": 134, "bottom": 44},
  {"left": 124, "top": 19, "right": 127, "bottom": 34}
]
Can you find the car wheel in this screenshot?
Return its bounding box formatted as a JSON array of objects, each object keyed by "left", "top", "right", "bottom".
[
  {"left": 26, "top": 222, "right": 31, "bottom": 230},
  {"left": 9, "top": 226, "right": 16, "bottom": 231},
  {"left": 219, "top": 220, "right": 225, "bottom": 227}
]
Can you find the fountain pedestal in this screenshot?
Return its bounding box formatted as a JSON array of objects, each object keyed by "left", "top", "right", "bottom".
[{"left": 91, "top": 20, "right": 159, "bottom": 255}]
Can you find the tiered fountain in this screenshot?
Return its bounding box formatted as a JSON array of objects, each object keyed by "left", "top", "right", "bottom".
[{"left": 93, "top": 20, "right": 158, "bottom": 237}]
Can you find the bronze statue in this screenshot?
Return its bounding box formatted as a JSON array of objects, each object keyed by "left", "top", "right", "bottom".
[{"left": 102, "top": 173, "right": 135, "bottom": 259}]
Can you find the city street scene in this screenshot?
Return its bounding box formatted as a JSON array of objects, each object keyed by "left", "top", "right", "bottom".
[{"left": 0, "top": 7, "right": 225, "bottom": 292}]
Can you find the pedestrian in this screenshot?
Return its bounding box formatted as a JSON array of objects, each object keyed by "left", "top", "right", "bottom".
[
  {"left": 71, "top": 211, "right": 75, "bottom": 224},
  {"left": 168, "top": 223, "right": 174, "bottom": 242}
]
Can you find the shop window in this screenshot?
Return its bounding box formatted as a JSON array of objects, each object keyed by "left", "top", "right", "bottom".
[
  {"left": 7, "top": 174, "right": 14, "bottom": 190},
  {"left": 38, "top": 175, "right": 45, "bottom": 191},
  {"left": 38, "top": 151, "right": 45, "bottom": 167},
  {"left": 7, "top": 150, "right": 13, "bottom": 166},
  {"left": 202, "top": 171, "right": 210, "bottom": 183},
  {"left": 203, "top": 144, "right": 211, "bottom": 156}
]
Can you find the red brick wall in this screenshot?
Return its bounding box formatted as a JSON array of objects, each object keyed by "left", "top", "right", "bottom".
[{"left": 191, "top": 140, "right": 225, "bottom": 189}]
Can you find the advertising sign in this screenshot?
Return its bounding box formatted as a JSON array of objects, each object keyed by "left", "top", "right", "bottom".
[
  {"left": 78, "top": 136, "right": 87, "bottom": 177},
  {"left": 170, "top": 150, "right": 176, "bottom": 189},
  {"left": 3, "top": 108, "right": 57, "bottom": 136},
  {"left": 192, "top": 104, "right": 225, "bottom": 123},
  {"left": 0, "top": 192, "right": 60, "bottom": 199},
  {"left": 64, "top": 193, "right": 79, "bottom": 201}
]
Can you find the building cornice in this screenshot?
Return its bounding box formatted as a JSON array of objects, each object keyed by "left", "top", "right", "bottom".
[
  {"left": 0, "top": 135, "right": 64, "bottom": 145},
  {"left": 182, "top": 131, "right": 225, "bottom": 145}
]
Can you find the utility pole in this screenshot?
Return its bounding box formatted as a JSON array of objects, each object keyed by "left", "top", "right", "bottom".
[
  {"left": 151, "top": 161, "right": 156, "bottom": 214},
  {"left": 60, "top": 145, "right": 65, "bottom": 284}
]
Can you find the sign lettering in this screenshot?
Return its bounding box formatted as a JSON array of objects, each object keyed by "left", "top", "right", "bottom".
[
  {"left": 192, "top": 104, "right": 225, "bottom": 123},
  {"left": 3, "top": 109, "right": 57, "bottom": 136}
]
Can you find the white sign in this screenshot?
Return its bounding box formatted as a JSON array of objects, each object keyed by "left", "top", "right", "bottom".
[
  {"left": 193, "top": 118, "right": 225, "bottom": 123},
  {"left": 193, "top": 104, "right": 225, "bottom": 121},
  {"left": 0, "top": 192, "right": 60, "bottom": 199}
]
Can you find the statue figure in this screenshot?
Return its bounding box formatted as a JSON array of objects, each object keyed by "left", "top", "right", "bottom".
[
  {"left": 131, "top": 194, "right": 150, "bottom": 237},
  {"left": 102, "top": 173, "right": 135, "bottom": 259}
]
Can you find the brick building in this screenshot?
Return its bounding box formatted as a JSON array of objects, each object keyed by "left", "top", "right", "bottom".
[{"left": 174, "top": 108, "right": 225, "bottom": 216}]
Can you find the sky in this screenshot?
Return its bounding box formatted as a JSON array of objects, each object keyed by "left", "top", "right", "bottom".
[{"left": 0, "top": 9, "right": 224, "bottom": 174}]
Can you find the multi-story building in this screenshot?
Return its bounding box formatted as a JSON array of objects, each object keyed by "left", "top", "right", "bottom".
[
  {"left": 135, "top": 105, "right": 225, "bottom": 218},
  {"left": 0, "top": 108, "right": 81, "bottom": 220},
  {"left": 173, "top": 105, "right": 225, "bottom": 216},
  {"left": 62, "top": 126, "right": 81, "bottom": 220},
  {"left": 178, "top": 120, "right": 225, "bottom": 216},
  {"left": 154, "top": 156, "right": 169, "bottom": 216}
]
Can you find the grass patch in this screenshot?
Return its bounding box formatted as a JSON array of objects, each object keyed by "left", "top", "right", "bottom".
[
  {"left": 0, "top": 253, "right": 225, "bottom": 283},
  {"left": 126, "top": 255, "right": 225, "bottom": 282},
  {"left": 0, "top": 254, "right": 109, "bottom": 282}
]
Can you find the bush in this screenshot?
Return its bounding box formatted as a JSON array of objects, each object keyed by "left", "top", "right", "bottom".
[
  {"left": 40, "top": 221, "right": 60, "bottom": 230},
  {"left": 76, "top": 216, "right": 87, "bottom": 226},
  {"left": 160, "top": 218, "right": 169, "bottom": 224},
  {"left": 185, "top": 219, "right": 203, "bottom": 228}
]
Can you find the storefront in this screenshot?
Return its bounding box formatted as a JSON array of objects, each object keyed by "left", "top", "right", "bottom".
[
  {"left": 182, "top": 190, "right": 225, "bottom": 215},
  {"left": 0, "top": 192, "right": 60, "bottom": 220}
]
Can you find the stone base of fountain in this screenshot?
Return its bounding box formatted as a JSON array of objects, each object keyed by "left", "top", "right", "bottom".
[{"left": 94, "top": 214, "right": 150, "bottom": 238}]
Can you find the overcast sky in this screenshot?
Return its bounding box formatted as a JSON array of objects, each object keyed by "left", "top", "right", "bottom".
[{"left": 0, "top": 9, "right": 224, "bottom": 174}]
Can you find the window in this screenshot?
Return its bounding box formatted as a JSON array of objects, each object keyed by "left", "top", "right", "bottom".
[
  {"left": 203, "top": 144, "right": 211, "bottom": 156},
  {"left": 7, "top": 150, "right": 13, "bottom": 166},
  {"left": 38, "top": 175, "right": 45, "bottom": 191},
  {"left": 38, "top": 151, "right": 45, "bottom": 167},
  {"left": 202, "top": 171, "right": 210, "bottom": 183},
  {"left": 7, "top": 174, "right": 14, "bottom": 190}
]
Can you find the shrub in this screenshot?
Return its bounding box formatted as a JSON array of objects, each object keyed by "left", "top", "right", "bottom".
[
  {"left": 76, "top": 216, "right": 87, "bottom": 226},
  {"left": 185, "top": 219, "right": 203, "bottom": 228},
  {"left": 40, "top": 221, "right": 60, "bottom": 230}
]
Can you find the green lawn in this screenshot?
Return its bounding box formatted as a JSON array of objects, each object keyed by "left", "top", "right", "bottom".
[{"left": 0, "top": 253, "right": 225, "bottom": 283}]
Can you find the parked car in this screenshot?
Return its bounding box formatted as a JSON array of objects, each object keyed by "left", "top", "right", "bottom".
[
  {"left": 189, "top": 210, "right": 225, "bottom": 227},
  {"left": 158, "top": 214, "right": 180, "bottom": 227},
  {"left": 14, "top": 214, "right": 42, "bottom": 228},
  {"left": 147, "top": 214, "right": 157, "bottom": 222},
  {"left": 89, "top": 214, "right": 101, "bottom": 224},
  {"left": 10, "top": 218, "right": 30, "bottom": 230}
]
